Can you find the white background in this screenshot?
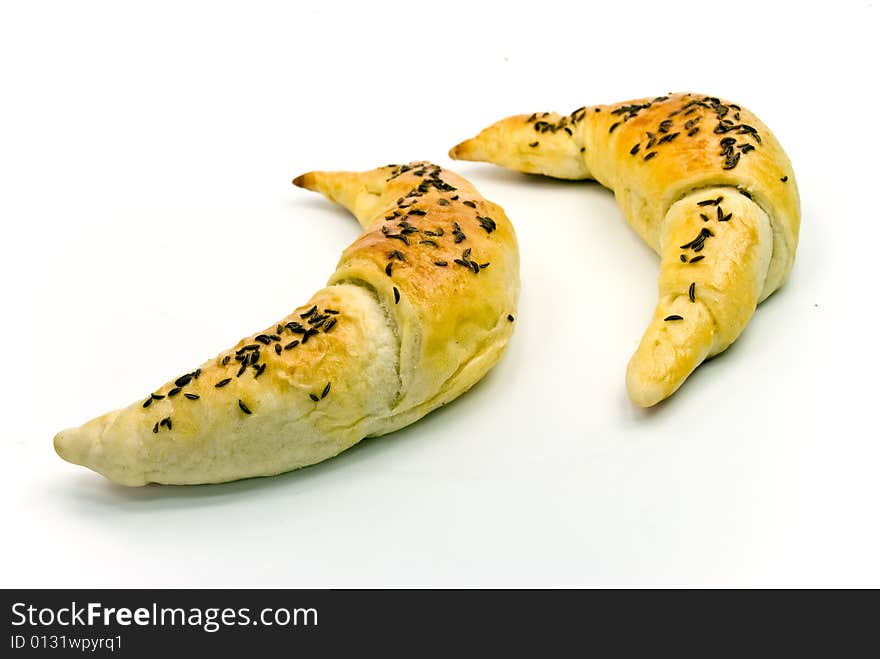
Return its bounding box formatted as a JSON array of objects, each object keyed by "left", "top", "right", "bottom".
[{"left": 1, "top": 1, "right": 877, "bottom": 587}]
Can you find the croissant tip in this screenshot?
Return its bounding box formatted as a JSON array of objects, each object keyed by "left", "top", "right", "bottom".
[
  {"left": 54, "top": 428, "right": 82, "bottom": 466},
  {"left": 627, "top": 387, "right": 665, "bottom": 408},
  {"left": 625, "top": 363, "right": 673, "bottom": 408},
  {"left": 449, "top": 138, "right": 480, "bottom": 161},
  {"left": 54, "top": 424, "right": 150, "bottom": 486}
]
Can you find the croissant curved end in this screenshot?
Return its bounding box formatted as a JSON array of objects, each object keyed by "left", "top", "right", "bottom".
[
  {"left": 448, "top": 139, "right": 481, "bottom": 162},
  {"left": 291, "top": 173, "right": 311, "bottom": 189},
  {"left": 625, "top": 373, "right": 669, "bottom": 408},
  {"left": 54, "top": 413, "right": 147, "bottom": 486},
  {"left": 625, "top": 338, "right": 703, "bottom": 408},
  {"left": 53, "top": 429, "right": 78, "bottom": 465}
]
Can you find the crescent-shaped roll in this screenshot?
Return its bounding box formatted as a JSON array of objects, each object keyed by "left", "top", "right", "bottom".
[
  {"left": 450, "top": 93, "right": 799, "bottom": 406},
  {"left": 54, "top": 162, "right": 520, "bottom": 485}
]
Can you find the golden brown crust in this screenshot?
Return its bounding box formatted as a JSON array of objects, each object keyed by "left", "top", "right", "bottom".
[
  {"left": 451, "top": 93, "right": 800, "bottom": 406},
  {"left": 305, "top": 162, "right": 520, "bottom": 428},
  {"left": 54, "top": 163, "right": 520, "bottom": 485},
  {"left": 583, "top": 94, "right": 798, "bottom": 295}
]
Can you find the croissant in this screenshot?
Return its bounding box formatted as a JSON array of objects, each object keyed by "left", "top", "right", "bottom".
[
  {"left": 54, "top": 162, "right": 519, "bottom": 485},
  {"left": 450, "top": 93, "right": 799, "bottom": 406}
]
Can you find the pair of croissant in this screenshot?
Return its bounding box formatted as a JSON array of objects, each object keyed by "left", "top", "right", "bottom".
[{"left": 55, "top": 93, "right": 799, "bottom": 486}]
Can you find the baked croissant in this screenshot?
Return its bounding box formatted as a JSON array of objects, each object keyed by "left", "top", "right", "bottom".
[
  {"left": 54, "top": 162, "right": 519, "bottom": 485},
  {"left": 450, "top": 93, "right": 799, "bottom": 406}
]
